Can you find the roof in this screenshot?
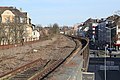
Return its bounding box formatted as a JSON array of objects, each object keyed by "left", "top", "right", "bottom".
[{"left": 0, "top": 6, "right": 26, "bottom": 18}]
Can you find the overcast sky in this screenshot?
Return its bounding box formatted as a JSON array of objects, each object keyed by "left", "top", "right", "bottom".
[{"left": 1, "top": 0, "right": 120, "bottom": 26}]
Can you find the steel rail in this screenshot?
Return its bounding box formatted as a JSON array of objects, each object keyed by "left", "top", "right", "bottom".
[
  {"left": 0, "top": 35, "right": 89, "bottom": 80},
  {"left": 28, "top": 36, "right": 89, "bottom": 80},
  {"left": 0, "top": 58, "right": 47, "bottom": 79}
]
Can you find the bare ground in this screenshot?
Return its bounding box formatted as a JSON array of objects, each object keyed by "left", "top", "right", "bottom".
[{"left": 0, "top": 35, "right": 76, "bottom": 75}]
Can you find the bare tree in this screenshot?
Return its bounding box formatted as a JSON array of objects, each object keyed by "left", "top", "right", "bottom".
[
  {"left": 49, "top": 23, "right": 59, "bottom": 34},
  {"left": 0, "top": 23, "right": 26, "bottom": 45}
]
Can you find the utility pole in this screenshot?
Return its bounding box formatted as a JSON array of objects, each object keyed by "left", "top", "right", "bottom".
[{"left": 105, "top": 44, "right": 109, "bottom": 80}]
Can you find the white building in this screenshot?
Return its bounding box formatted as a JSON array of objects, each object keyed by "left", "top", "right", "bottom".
[{"left": 32, "top": 29, "right": 40, "bottom": 40}]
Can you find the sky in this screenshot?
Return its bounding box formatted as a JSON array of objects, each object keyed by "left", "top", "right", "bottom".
[{"left": 0, "top": 0, "right": 120, "bottom": 26}]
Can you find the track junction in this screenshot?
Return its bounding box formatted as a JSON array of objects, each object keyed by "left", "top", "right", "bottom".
[{"left": 0, "top": 35, "right": 89, "bottom": 80}]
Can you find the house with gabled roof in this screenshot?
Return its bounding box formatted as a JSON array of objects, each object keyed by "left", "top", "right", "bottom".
[{"left": 0, "top": 6, "right": 33, "bottom": 45}]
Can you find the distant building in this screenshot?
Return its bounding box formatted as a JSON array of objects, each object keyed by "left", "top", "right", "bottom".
[
  {"left": 83, "top": 18, "right": 100, "bottom": 41},
  {"left": 73, "top": 23, "right": 81, "bottom": 35},
  {"left": 32, "top": 29, "right": 40, "bottom": 40},
  {"left": 97, "top": 21, "right": 108, "bottom": 49},
  {"left": 0, "top": 6, "right": 33, "bottom": 45},
  {"left": 96, "top": 19, "right": 116, "bottom": 49},
  {"left": 115, "top": 17, "right": 120, "bottom": 49},
  {"left": 0, "top": 7, "right": 31, "bottom": 24}
]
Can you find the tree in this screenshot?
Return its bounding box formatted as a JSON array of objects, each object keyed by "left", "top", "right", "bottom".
[
  {"left": 0, "top": 25, "right": 6, "bottom": 45},
  {"left": 52, "top": 23, "right": 59, "bottom": 34},
  {"left": 0, "top": 23, "right": 27, "bottom": 45}
]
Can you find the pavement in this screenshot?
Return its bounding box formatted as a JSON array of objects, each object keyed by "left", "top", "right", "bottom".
[
  {"left": 90, "top": 49, "right": 120, "bottom": 58},
  {"left": 88, "top": 57, "right": 120, "bottom": 80},
  {"left": 54, "top": 52, "right": 84, "bottom": 80}
]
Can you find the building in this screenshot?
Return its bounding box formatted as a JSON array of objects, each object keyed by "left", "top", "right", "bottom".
[
  {"left": 0, "top": 6, "right": 33, "bottom": 45},
  {"left": 97, "top": 21, "right": 108, "bottom": 49},
  {"left": 84, "top": 18, "right": 99, "bottom": 41},
  {"left": 114, "top": 17, "right": 120, "bottom": 49},
  {"left": 76, "top": 23, "right": 89, "bottom": 37},
  {"left": 96, "top": 19, "right": 117, "bottom": 50},
  {"left": 31, "top": 25, "right": 40, "bottom": 40},
  {"left": 32, "top": 29, "right": 40, "bottom": 40},
  {"left": 73, "top": 23, "right": 81, "bottom": 35}
]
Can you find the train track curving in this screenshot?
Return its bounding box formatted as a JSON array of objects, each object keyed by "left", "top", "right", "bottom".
[{"left": 0, "top": 35, "right": 89, "bottom": 80}]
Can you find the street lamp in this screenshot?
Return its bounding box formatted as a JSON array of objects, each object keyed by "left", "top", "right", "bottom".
[{"left": 104, "top": 44, "right": 109, "bottom": 80}]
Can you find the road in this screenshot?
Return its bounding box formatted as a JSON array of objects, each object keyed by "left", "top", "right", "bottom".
[{"left": 88, "top": 57, "right": 120, "bottom": 80}]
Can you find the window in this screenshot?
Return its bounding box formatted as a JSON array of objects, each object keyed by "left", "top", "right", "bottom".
[
  {"left": 0, "top": 17, "right": 1, "bottom": 23},
  {"left": 34, "top": 32, "right": 35, "bottom": 35},
  {"left": 20, "top": 17, "right": 24, "bottom": 23},
  {"left": 15, "top": 17, "right": 19, "bottom": 23},
  {"left": 5, "top": 16, "right": 10, "bottom": 23},
  {"left": 118, "top": 35, "right": 120, "bottom": 39}
]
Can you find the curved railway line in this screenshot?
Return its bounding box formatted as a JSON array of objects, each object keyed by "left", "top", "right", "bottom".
[{"left": 0, "top": 35, "right": 89, "bottom": 80}]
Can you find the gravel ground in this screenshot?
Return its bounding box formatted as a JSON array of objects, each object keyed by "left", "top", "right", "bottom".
[{"left": 0, "top": 35, "right": 76, "bottom": 75}]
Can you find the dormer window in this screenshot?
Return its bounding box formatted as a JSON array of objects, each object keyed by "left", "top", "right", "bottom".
[
  {"left": 1, "top": 10, "right": 15, "bottom": 23},
  {"left": 5, "top": 16, "right": 10, "bottom": 23},
  {"left": 20, "top": 17, "right": 24, "bottom": 23}
]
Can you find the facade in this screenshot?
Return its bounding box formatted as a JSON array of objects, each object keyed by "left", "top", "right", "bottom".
[
  {"left": 96, "top": 19, "right": 116, "bottom": 49},
  {"left": 91, "top": 23, "right": 98, "bottom": 42},
  {"left": 84, "top": 18, "right": 99, "bottom": 41},
  {"left": 0, "top": 7, "right": 33, "bottom": 45},
  {"left": 59, "top": 26, "right": 72, "bottom": 35},
  {"left": 32, "top": 29, "right": 40, "bottom": 40},
  {"left": 31, "top": 25, "right": 40, "bottom": 40},
  {"left": 116, "top": 18, "right": 120, "bottom": 45},
  {"left": 76, "top": 24, "right": 89, "bottom": 37},
  {"left": 73, "top": 23, "right": 80, "bottom": 35},
  {"left": 114, "top": 17, "right": 120, "bottom": 50},
  {"left": 97, "top": 21, "right": 108, "bottom": 49}
]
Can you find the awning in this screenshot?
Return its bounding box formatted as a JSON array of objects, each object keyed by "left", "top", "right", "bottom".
[{"left": 114, "top": 44, "right": 120, "bottom": 46}]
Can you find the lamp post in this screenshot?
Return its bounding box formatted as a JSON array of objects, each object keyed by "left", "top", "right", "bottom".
[{"left": 105, "top": 44, "right": 108, "bottom": 80}]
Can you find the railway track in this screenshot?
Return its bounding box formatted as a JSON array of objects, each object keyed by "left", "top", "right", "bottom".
[
  {"left": 10, "top": 59, "right": 58, "bottom": 80},
  {"left": 0, "top": 36, "right": 89, "bottom": 80}
]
